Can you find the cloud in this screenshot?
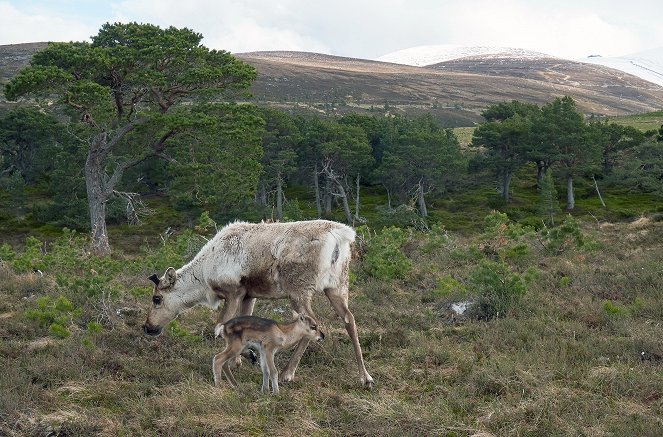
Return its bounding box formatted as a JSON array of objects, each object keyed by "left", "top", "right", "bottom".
[
  {"left": 0, "top": 1, "right": 100, "bottom": 44},
  {"left": 436, "top": 1, "right": 644, "bottom": 58},
  {"left": 1, "top": 0, "right": 661, "bottom": 60},
  {"left": 112, "top": 0, "right": 330, "bottom": 53}
]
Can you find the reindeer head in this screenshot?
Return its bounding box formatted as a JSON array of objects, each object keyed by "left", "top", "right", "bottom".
[
  {"left": 294, "top": 313, "right": 325, "bottom": 342},
  {"left": 143, "top": 267, "right": 180, "bottom": 336}
]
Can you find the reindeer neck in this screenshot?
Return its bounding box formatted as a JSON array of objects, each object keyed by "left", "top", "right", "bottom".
[{"left": 277, "top": 320, "right": 306, "bottom": 348}]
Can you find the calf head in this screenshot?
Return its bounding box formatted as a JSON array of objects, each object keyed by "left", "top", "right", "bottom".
[
  {"left": 143, "top": 267, "right": 180, "bottom": 336},
  {"left": 295, "top": 313, "right": 325, "bottom": 342}
]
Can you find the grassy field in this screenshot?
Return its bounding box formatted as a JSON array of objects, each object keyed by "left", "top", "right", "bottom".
[
  {"left": 611, "top": 110, "right": 663, "bottom": 132},
  {"left": 2, "top": 211, "right": 663, "bottom": 436}
]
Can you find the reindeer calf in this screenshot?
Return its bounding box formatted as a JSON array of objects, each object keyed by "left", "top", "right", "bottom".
[{"left": 213, "top": 314, "right": 324, "bottom": 394}]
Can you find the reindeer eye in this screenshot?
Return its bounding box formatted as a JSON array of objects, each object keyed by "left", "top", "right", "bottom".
[{"left": 152, "top": 295, "right": 163, "bottom": 305}]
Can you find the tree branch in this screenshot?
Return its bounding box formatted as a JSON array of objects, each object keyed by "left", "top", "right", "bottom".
[{"left": 102, "top": 128, "right": 177, "bottom": 197}]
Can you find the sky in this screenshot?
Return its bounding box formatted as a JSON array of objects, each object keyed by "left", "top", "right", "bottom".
[{"left": 1, "top": 0, "right": 661, "bottom": 60}]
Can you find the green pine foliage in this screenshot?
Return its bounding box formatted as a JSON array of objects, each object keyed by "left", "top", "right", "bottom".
[
  {"left": 362, "top": 226, "right": 412, "bottom": 280},
  {"left": 467, "top": 259, "right": 528, "bottom": 319},
  {"left": 538, "top": 169, "right": 561, "bottom": 225}
]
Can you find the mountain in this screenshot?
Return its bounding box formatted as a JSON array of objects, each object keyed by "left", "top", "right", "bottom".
[
  {"left": 378, "top": 44, "right": 663, "bottom": 89},
  {"left": 236, "top": 50, "right": 663, "bottom": 124},
  {"left": 2, "top": 43, "right": 663, "bottom": 127},
  {"left": 376, "top": 44, "right": 552, "bottom": 66},
  {"left": 579, "top": 47, "right": 663, "bottom": 87},
  {"left": 0, "top": 42, "right": 47, "bottom": 84}
]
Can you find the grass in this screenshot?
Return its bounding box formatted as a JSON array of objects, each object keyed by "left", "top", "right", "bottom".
[
  {"left": 611, "top": 110, "right": 663, "bottom": 132},
  {"left": 452, "top": 127, "right": 476, "bottom": 148},
  {"left": 2, "top": 214, "right": 663, "bottom": 436}
]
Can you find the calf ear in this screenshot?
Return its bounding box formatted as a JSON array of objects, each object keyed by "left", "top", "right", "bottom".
[
  {"left": 163, "top": 267, "right": 177, "bottom": 287},
  {"left": 148, "top": 274, "right": 160, "bottom": 286}
]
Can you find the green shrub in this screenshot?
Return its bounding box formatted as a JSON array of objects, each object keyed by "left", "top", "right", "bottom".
[
  {"left": 467, "top": 259, "right": 527, "bottom": 319},
  {"left": 478, "top": 211, "right": 533, "bottom": 262},
  {"left": 435, "top": 274, "right": 465, "bottom": 297},
  {"left": 372, "top": 204, "right": 428, "bottom": 230},
  {"left": 26, "top": 295, "right": 81, "bottom": 338},
  {"left": 10, "top": 236, "right": 44, "bottom": 273},
  {"left": 363, "top": 226, "right": 412, "bottom": 280},
  {"left": 603, "top": 300, "right": 625, "bottom": 316},
  {"left": 0, "top": 243, "right": 16, "bottom": 262},
  {"left": 283, "top": 199, "right": 305, "bottom": 221},
  {"left": 166, "top": 320, "right": 202, "bottom": 343},
  {"left": 421, "top": 222, "right": 454, "bottom": 254},
  {"left": 537, "top": 216, "right": 586, "bottom": 255}
]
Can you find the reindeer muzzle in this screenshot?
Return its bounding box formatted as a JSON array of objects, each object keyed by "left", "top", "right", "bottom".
[{"left": 143, "top": 323, "right": 162, "bottom": 336}]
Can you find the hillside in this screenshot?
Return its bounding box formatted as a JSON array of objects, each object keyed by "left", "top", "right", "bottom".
[
  {"left": 2, "top": 43, "right": 663, "bottom": 126},
  {"left": 236, "top": 50, "right": 663, "bottom": 124},
  {"left": 0, "top": 42, "right": 47, "bottom": 83}
]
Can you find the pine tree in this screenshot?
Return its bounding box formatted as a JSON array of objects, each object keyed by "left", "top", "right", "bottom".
[{"left": 539, "top": 169, "right": 561, "bottom": 225}]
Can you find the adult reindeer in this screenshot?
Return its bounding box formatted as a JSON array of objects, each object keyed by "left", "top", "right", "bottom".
[{"left": 143, "top": 219, "right": 373, "bottom": 388}]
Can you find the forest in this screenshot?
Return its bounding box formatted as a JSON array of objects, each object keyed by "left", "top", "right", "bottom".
[
  {"left": 2, "top": 22, "right": 663, "bottom": 436},
  {"left": 1, "top": 23, "right": 662, "bottom": 255}
]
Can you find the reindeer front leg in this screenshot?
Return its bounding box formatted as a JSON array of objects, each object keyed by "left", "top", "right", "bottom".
[
  {"left": 217, "top": 287, "right": 247, "bottom": 368},
  {"left": 280, "top": 338, "right": 310, "bottom": 383},
  {"left": 217, "top": 291, "right": 246, "bottom": 324},
  {"left": 280, "top": 294, "right": 315, "bottom": 383}
]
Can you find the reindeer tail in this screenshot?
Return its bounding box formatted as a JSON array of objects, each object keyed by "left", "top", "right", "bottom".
[{"left": 214, "top": 323, "right": 224, "bottom": 338}]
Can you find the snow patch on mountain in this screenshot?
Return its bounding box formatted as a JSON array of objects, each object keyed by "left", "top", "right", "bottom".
[
  {"left": 578, "top": 47, "right": 663, "bottom": 87},
  {"left": 376, "top": 44, "right": 556, "bottom": 67}
]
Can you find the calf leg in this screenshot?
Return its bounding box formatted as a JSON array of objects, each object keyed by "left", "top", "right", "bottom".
[
  {"left": 325, "top": 288, "right": 374, "bottom": 388},
  {"left": 213, "top": 342, "right": 242, "bottom": 387},
  {"left": 265, "top": 348, "right": 280, "bottom": 394},
  {"left": 259, "top": 349, "right": 270, "bottom": 394}
]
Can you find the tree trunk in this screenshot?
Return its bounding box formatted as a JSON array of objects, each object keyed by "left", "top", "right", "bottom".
[
  {"left": 566, "top": 174, "right": 575, "bottom": 210},
  {"left": 354, "top": 173, "right": 360, "bottom": 220},
  {"left": 258, "top": 182, "right": 267, "bottom": 207},
  {"left": 324, "top": 176, "right": 332, "bottom": 215},
  {"left": 276, "top": 172, "right": 283, "bottom": 220},
  {"left": 502, "top": 170, "right": 513, "bottom": 203},
  {"left": 416, "top": 180, "right": 428, "bottom": 217},
  {"left": 335, "top": 180, "right": 353, "bottom": 224},
  {"left": 85, "top": 146, "right": 111, "bottom": 257},
  {"left": 536, "top": 161, "right": 544, "bottom": 187},
  {"left": 592, "top": 175, "right": 606, "bottom": 207},
  {"left": 314, "top": 163, "right": 321, "bottom": 218}
]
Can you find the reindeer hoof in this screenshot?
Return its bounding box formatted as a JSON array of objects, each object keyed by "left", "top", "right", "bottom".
[
  {"left": 362, "top": 376, "right": 374, "bottom": 389},
  {"left": 280, "top": 372, "right": 295, "bottom": 383}
]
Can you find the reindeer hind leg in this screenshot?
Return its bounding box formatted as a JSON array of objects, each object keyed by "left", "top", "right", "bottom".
[{"left": 325, "top": 288, "right": 374, "bottom": 388}]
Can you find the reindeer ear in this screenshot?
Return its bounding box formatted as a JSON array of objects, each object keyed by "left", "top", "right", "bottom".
[
  {"left": 148, "top": 274, "right": 160, "bottom": 286},
  {"left": 162, "top": 267, "right": 177, "bottom": 287}
]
